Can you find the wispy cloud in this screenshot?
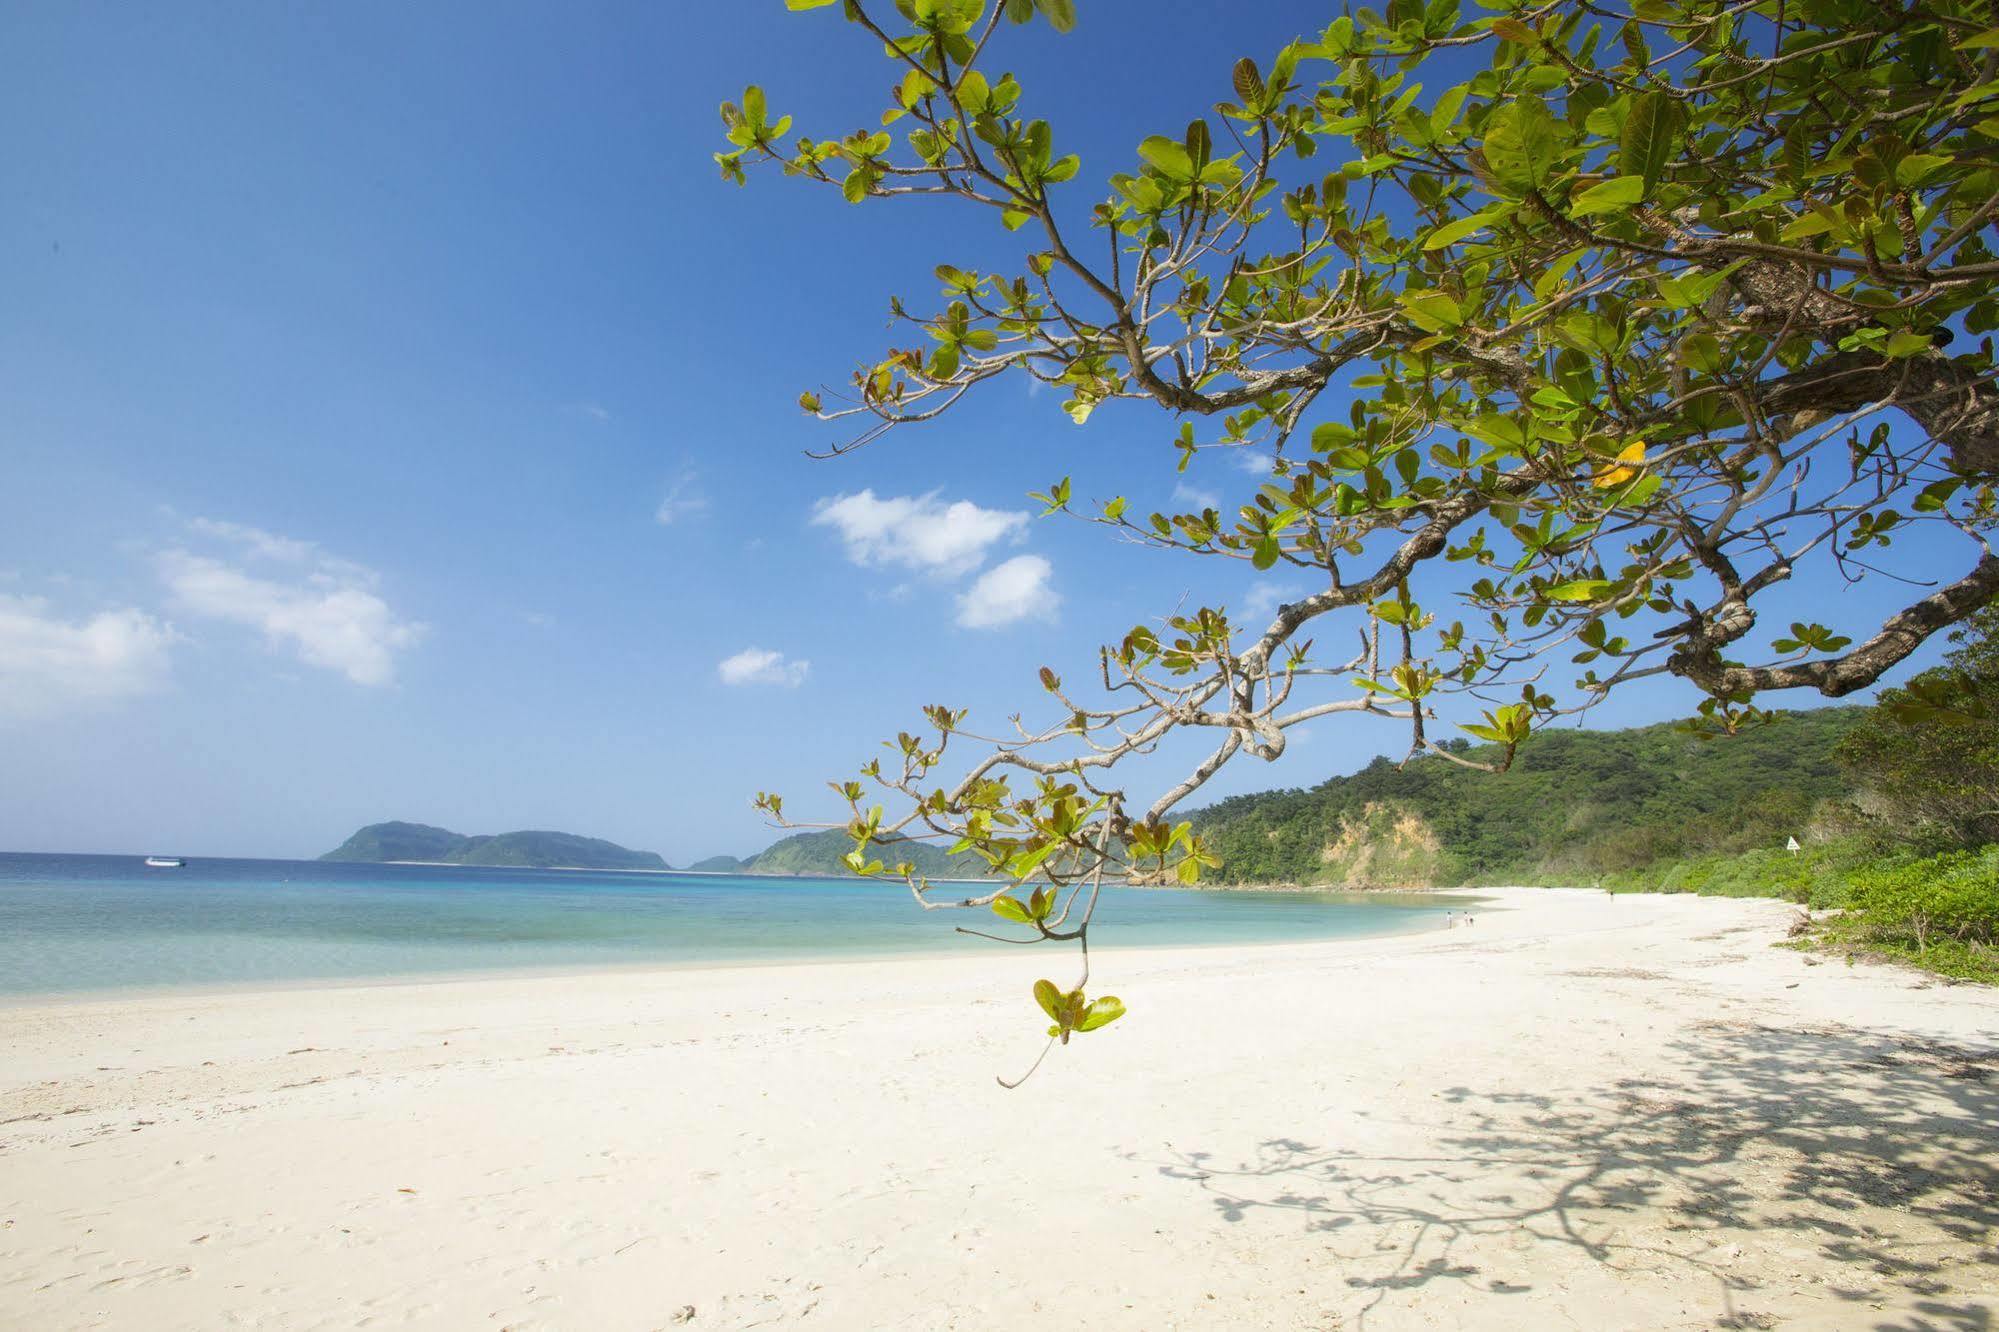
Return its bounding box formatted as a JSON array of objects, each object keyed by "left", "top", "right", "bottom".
[
  {"left": 957, "top": 554, "right": 1058, "bottom": 629},
  {"left": 161, "top": 520, "right": 424, "bottom": 686},
  {"left": 0, "top": 594, "right": 176, "bottom": 722},
  {"left": 187, "top": 517, "right": 317, "bottom": 563},
  {"left": 717, "top": 646, "right": 809, "bottom": 687},
  {"left": 1241, "top": 579, "right": 1312, "bottom": 624},
  {"left": 812, "top": 490, "right": 1026, "bottom": 577},
  {"left": 1171, "top": 481, "right": 1221, "bottom": 511},
  {"left": 655, "top": 468, "right": 709, "bottom": 526},
  {"left": 1232, "top": 449, "right": 1275, "bottom": 476}
]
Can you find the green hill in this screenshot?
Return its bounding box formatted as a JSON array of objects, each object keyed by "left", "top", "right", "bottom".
[
  {"left": 685, "top": 854, "right": 748, "bottom": 874},
  {"left": 737, "top": 829, "right": 993, "bottom": 879},
  {"left": 1189, "top": 708, "right": 1866, "bottom": 888},
  {"left": 320, "top": 821, "right": 466, "bottom": 864},
  {"left": 321, "top": 822, "right": 668, "bottom": 871}
]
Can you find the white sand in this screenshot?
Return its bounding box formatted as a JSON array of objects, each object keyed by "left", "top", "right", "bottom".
[{"left": 2, "top": 888, "right": 1994, "bottom": 1330}]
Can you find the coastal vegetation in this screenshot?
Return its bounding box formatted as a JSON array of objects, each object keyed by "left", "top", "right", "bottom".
[
  {"left": 321, "top": 821, "right": 669, "bottom": 871},
  {"left": 1190, "top": 603, "right": 1999, "bottom": 980},
  {"left": 1623, "top": 605, "right": 1999, "bottom": 981},
  {"left": 1190, "top": 707, "right": 1859, "bottom": 888},
  {"left": 725, "top": 0, "right": 1999, "bottom": 1031}
]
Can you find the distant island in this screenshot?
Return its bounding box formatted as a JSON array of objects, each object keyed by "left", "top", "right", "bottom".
[
  {"left": 685, "top": 829, "right": 996, "bottom": 880},
  {"left": 322, "top": 821, "right": 669, "bottom": 871}
]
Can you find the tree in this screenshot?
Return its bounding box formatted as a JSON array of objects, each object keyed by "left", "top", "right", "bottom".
[
  {"left": 722, "top": 0, "right": 1999, "bottom": 1064},
  {"left": 1837, "top": 600, "right": 1999, "bottom": 843}
]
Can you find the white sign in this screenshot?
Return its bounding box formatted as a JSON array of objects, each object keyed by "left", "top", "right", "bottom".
[{"left": 1786, "top": 836, "right": 1801, "bottom": 853}]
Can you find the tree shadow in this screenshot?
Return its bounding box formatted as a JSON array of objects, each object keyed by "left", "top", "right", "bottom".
[{"left": 1131, "top": 1020, "right": 1998, "bottom": 1329}]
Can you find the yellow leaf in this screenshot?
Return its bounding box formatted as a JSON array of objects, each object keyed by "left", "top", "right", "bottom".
[{"left": 1593, "top": 441, "right": 1647, "bottom": 489}]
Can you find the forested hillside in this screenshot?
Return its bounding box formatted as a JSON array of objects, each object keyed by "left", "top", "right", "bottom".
[
  {"left": 1190, "top": 708, "right": 1863, "bottom": 887},
  {"left": 321, "top": 822, "right": 669, "bottom": 871},
  {"left": 729, "top": 829, "right": 994, "bottom": 880}
]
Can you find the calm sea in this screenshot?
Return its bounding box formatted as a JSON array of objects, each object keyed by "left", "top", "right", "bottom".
[{"left": 0, "top": 853, "right": 1458, "bottom": 997}]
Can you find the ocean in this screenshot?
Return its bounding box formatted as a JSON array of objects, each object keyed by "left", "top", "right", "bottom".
[{"left": 0, "top": 852, "right": 1460, "bottom": 996}]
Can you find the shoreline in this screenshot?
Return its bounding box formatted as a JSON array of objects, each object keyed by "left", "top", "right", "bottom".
[
  {"left": 0, "top": 889, "right": 1490, "bottom": 1010},
  {"left": 4, "top": 888, "right": 1993, "bottom": 1330}
]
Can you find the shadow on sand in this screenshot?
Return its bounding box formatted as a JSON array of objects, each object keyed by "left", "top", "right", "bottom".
[{"left": 1131, "top": 1019, "right": 1998, "bottom": 1330}]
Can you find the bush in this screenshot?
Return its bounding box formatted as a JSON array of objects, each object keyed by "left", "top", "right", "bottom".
[
  {"left": 1616, "top": 839, "right": 1874, "bottom": 907},
  {"left": 1846, "top": 848, "right": 1999, "bottom": 951}
]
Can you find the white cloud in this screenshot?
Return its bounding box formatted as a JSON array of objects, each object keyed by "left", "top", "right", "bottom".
[
  {"left": 1232, "top": 449, "right": 1275, "bottom": 476},
  {"left": 160, "top": 523, "right": 423, "bottom": 686},
  {"left": 654, "top": 469, "right": 708, "bottom": 526},
  {"left": 1241, "top": 580, "right": 1312, "bottom": 623},
  {"left": 812, "top": 489, "right": 1027, "bottom": 577},
  {"left": 187, "top": 517, "right": 317, "bottom": 563},
  {"left": 957, "top": 555, "right": 1057, "bottom": 629},
  {"left": 717, "top": 647, "right": 809, "bottom": 687},
  {"left": 0, "top": 595, "right": 176, "bottom": 721},
  {"left": 1172, "top": 481, "right": 1221, "bottom": 511}
]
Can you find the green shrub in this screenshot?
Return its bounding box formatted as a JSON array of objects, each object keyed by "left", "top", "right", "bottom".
[
  {"left": 1846, "top": 848, "right": 1999, "bottom": 950},
  {"left": 1616, "top": 839, "right": 1874, "bottom": 907}
]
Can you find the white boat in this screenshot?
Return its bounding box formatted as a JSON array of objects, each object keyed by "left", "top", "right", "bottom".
[{"left": 143, "top": 856, "right": 186, "bottom": 868}]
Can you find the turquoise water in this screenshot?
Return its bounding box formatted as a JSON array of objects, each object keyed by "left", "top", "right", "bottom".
[{"left": 0, "top": 853, "right": 1456, "bottom": 996}]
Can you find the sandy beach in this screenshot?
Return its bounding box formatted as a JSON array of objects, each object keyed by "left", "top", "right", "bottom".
[{"left": 2, "top": 888, "right": 1994, "bottom": 1330}]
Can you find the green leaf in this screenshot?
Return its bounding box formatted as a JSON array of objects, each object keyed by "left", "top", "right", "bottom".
[
  {"left": 1398, "top": 289, "right": 1464, "bottom": 331},
  {"left": 993, "top": 895, "right": 1033, "bottom": 923},
  {"left": 1430, "top": 85, "right": 1469, "bottom": 137},
  {"left": 1780, "top": 210, "right": 1837, "bottom": 242},
  {"left": 1481, "top": 98, "right": 1561, "bottom": 195},
  {"left": 1076, "top": 996, "right": 1126, "bottom": 1031},
  {"left": 1009, "top": 839, "right": 1062, "bottom": 882},
  {"left": 1883, "top": 329, "right": 1933, "bottom": 359},
  {"left": 1233, "top": 58, "right": 1265, "bottom": 106},
  {"left": 956, "top": 70, "right": 991, "bottom": 115},
  {"left": 1532, "top": 247, "right": 1589, "bottom": 301},
  {"left": 1252, "top": 535, "right": 1280, "bottom": 570},
  {"left": 1035, "top": 0, "right": 1077, "bottom": 33},
  {"left": 1032, "top": 979, "right": 1064, "bottom": 1021},
  {"left": 1569, "top": 175, "right": 1644, "bottom": 217},
  {"left": 785, "top": 0, "right": 838, "bottom": 7},
  {"left": 1895, "top": 153, "right": 1952, "bottom": 187},
  {"left": 1681, "top": 331, "right": 1723, "bottom": 374},
  {"left": 1138, "top": 136, "right": 1194, "bottom": 179},
  {"left": 1545, "top": 580, "right": 1615, "bottom": 602},
  {"left": 1421, "top": 209, "right": 1502, "bottom": 249},
  {"left": 1619, "top": 91, "right": 1683, "bottom": 195}
]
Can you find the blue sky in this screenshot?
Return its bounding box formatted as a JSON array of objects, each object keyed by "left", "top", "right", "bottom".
[{"left": 0, "top": 2, "right": 1961, "bottom": 862}]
